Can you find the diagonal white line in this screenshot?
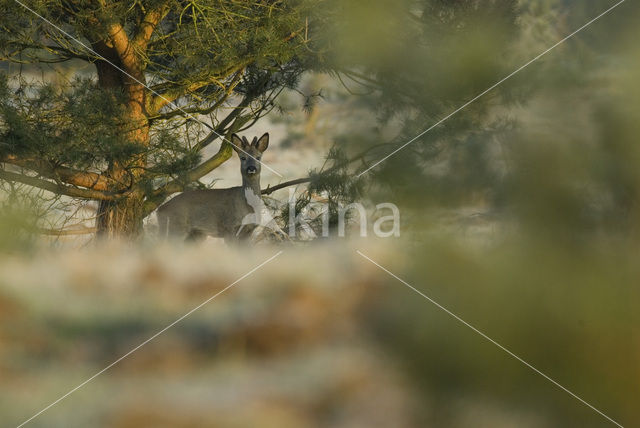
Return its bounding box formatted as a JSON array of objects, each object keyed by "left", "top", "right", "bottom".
[
  {"left": 357, "top": 0, "right": 626, "bottom": 177},
  {"left": 15, "top": 250, "right": 283, "bottom": 428},
  {"left": 13, "top": 0, "right": 283, "bottom": 178},
  {"left": 356, "top": 250, "right": 624, "bottom": 428}
]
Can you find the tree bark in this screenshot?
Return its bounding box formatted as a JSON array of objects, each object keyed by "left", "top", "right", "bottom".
[
  {"left": 96, "top": 194, "right": 145, "bottom": 238},
  {"left": 93, "top": 38, "right": 149, "bottom": 238}
]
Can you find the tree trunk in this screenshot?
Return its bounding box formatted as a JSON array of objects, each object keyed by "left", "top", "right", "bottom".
[
  {"left": 93, "top": 43, "right": 149, "bottom": 239},
  {"left": 96, "top": 194, "right": 145, "bottom": 238}
]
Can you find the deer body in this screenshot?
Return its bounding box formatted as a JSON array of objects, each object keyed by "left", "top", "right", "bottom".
[{"left": 157, "top": 133, "right": 269, "bottom": 242}]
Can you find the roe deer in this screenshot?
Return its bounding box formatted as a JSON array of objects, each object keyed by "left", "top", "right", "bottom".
[{"left": 157, "top": 133, "right": 272, "bottom": 242}]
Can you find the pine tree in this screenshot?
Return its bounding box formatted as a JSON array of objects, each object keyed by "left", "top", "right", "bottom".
[{"left": 0, "top": 0, "right": 320, "bottom": 237}]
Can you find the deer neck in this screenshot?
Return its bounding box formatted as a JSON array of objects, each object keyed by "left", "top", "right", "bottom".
[{"left": 242, "top": 175, "right": 261, "bottom": 196}]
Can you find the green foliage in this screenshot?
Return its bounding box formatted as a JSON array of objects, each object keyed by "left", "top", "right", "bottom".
[
  {"left": 0, "top": 73, "right": 135, "bottom": 165},
  {"left": 0, "top": 183, "right": 40, "bottom": 252},
  {"left": 148, "top": 128, "right": 201, "bottom": 175}
]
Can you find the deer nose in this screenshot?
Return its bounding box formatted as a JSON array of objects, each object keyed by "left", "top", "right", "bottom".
[{"left": 246, "top": 165, "right": 257, "bottom": 175}]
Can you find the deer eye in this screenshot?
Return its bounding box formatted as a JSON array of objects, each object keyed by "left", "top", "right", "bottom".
[{"left": 257, "top": 157, "right": 261, "bottom": 161}]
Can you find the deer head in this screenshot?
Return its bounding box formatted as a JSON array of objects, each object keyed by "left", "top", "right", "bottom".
[{"left": 231, "top": 133, "right": 269, "bottom": 184}]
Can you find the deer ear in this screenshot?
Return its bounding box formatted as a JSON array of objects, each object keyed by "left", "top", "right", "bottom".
[
  {"left": 231, "top": 134, "right": 243, "bottom": 154},
  {"left": 255, "top": 133, "right": 269, "bottom": 152}
]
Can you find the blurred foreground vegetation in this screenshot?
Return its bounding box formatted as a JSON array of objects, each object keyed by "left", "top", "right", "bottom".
[{"left": 0, "top": 237, "right": 637, "bottom": 427}]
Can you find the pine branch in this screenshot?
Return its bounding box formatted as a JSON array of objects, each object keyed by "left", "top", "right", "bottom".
[
  {"left": 133, "top": 2, "right": 170, "bottom": 50},
  {"left": 0, "top": 169, "right": 114, "bottom": 200},
  {"left": 38, "top": 226, "right": 97, "bottom": 236},
  {"left": 147, "top": 66, "right": 246, "bottom": 115},
  {"left": 262, "top": 177, "right": 311, "bottom": 195},
  {"left": 2, "top": 156, "right": 114, "bottom": 191},
  {"left": 0, "top": 43, "right": 96, "bottom": 63},
  {"left": 261, "top": 145, "right": 381, "bottom": 195},
  {"left": 190, "top": 93, "right": 255, "bottom": 152}
]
